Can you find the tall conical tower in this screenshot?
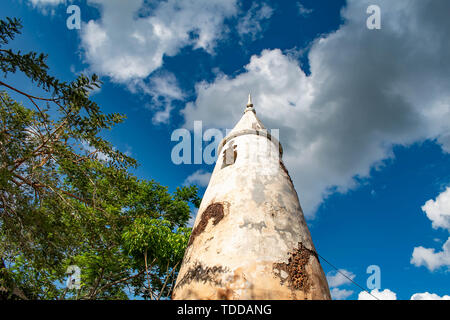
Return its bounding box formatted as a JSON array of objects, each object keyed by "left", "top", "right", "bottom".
[{"left": 173, "top": 96, "right": 331, "bottom": 300}]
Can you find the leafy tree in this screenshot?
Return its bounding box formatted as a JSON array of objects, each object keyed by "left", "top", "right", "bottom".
[{"left": 0, "top": 17, "right": 200, "bottom": 300}]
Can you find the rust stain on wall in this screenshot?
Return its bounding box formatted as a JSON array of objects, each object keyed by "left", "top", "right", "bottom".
[
  {"left": 188, "top": 203, "right": 225, "bottom": 247},
  {"left": 217, "top": 288, "right": 234, "bottom": 300},
  {"left": 273, "top": 242, "right": 318, "bottom": 293}
]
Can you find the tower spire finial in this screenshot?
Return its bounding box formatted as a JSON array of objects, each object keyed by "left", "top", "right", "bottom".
[
  {"left": 245, "top": 93, "right": 254, "bottom": 113},
  {"left": 247, "top": 93, "right": 253, "bottom": 107}
]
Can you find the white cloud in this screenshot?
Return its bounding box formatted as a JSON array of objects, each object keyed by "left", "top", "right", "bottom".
[
  {"left": 330, "top": 288, "right": 354, "bottom": 300},
  {"left": 128, "top": 72, "right": 185, "bottom": 124},
  {"left": 28, "top": 0, "right": 66, "bottom": 15},
  {"left": 296, "top": 2, "right": 313, "bottom": 17},
  {"left": 29, "top": 0, "right": 65, "bottom": 5},
  {"left": 326, "top": 269, "right": 355, "bottom": 300},
  {"left": 80, "top": 0, "right": 239, "bottom": 82},
  {"left": 151, "top": 104, "right": 172, "bottom": 125},
  {"left": 410, "top": 292, "right": 450, "bottom": 300},
  {"left": 326, "top": 269, "right": 356, "bottom": 288},
  {"left": 438, "top": 133, "right": 450, "bottom": 153},
  {"left": 81, "top": 140, "right": 111, "bottom": 162},
  {"left": 182, "top": 0, "right": 450, "bottom": 217},
  {"left": 411, "top": 188, "right": 450, "bottom": 272},
  {"left": 411, "top": 237, "right": 450, "bottom": 272},
  {"left": 145, "top": 73, "right": 185, "bottom": 102},
  {"left": 421, "top": 187, "right": 450, "bottom": 231},
  {"left": 237, "top": 2, "right": 274, "bottom": 41},
  {"left": 183, "top": 170, "right": 212, "bottom": 187},
  {"left": 358, "top": 289, "right": 397, "bottom": 300}
]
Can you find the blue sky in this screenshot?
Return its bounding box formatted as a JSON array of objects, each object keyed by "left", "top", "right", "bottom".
[{"left": 2, "top": 0, "right": 449, "bottom": 300}]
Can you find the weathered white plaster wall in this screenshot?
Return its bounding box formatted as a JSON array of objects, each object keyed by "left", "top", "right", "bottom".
[{"left": 173, "top": 109, "right": 331, "bottom": 300}]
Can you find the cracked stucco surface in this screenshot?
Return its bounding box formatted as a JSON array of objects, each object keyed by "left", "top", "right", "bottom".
[{"left": 173, "top": 110, "right": 331, "bottom": 300}]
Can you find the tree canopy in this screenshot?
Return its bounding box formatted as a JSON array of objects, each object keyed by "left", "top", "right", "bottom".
[{"left": 0, "top": 17, "right": 200, "bottom": 300}]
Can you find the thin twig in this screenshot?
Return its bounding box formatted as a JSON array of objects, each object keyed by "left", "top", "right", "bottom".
[{"left": 157, "top": 261, "right": 179, "bottom": 300}]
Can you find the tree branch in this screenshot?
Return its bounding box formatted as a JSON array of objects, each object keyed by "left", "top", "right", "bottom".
[{"left": 95, "top": 269, "right": 146, "bottom": 297}]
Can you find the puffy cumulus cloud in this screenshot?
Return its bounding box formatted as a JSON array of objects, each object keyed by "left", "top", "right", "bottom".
[
  {"left": 326, "top": 269, "right": 356, "bottom": 288},
  {"left": 128, "top": 72, "right": 185, "bottom": 124},
  {"left": 421, "top": 187, "right": 450, "bottom": 231},
  {"left": 410, "top": 292, "right": 450, "bottom": 300},
  {"left": 237, "top": 2, "right": 274, "bottom": 41},
  {"left": 327, "top": 269, "right": 355, "bottom": 300},
  {"left": 80, "top": 0, "right": 239, "bottom": 82},
  {"left": 411, "top": 237, "right": 450, "bottom": 272},
  {"left": 438, "top": 133, "right": 450, "bottom": 154},
  {"left": 182, "top": 0, "right": 450, "bottom": 216},
  {"left": 330, "top": 288, "right": 353, "bottom": 300},
  {"left": 358, "top": 289, "right": 397, "bottom": 300},
  {"left": 28, "top": 0, "right": 67, "bottom": 15},
  {"left": 183, "top": 170, "right": 212, "bottom": 188},
  {"left": 29, "top": 0, "right": 66, "bottom": 5},
  {"left": 411, "top": 188, "right": 450, "bottom": 272}
]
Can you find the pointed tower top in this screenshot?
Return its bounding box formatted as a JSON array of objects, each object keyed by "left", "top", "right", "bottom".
[
  {"left": 245, "top": 93, "right": 255, "bottom": 113},
  {"left": 224, "top": 94, "right": 265, "bottom": 139},
  {"left": 247, "top": 94, "right": 253, "bottom": 107},
  {"left": 218, "top": 93, "right": 283, "bottom": 159}
]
